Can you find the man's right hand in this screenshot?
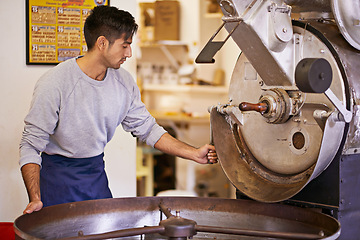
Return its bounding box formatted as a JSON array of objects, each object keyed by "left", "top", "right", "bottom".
[
  {"left": 21, "top": 163, "right": 42, "bottom": 214},
  {"left": 23, "top": 200, "right": 43, "bottom": 214}
]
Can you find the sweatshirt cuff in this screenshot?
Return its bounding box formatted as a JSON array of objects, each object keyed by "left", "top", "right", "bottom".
[
  {"left": 146, "top": 125, "right": 167, "bottom": 147},
  {"left": 19, "top": 154, "right": 42, "bottom": 169}
]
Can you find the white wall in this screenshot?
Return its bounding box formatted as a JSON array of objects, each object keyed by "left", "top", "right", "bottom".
[
  {"left": 0, "top": 0, "right": 137, "bottom": 222},
  {"left": 104, "top": 0, "right": 137, "bottom": 201}
]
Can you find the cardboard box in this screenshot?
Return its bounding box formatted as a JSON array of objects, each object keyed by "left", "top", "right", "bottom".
[
  {"left": 154, "top": 0, "right": 180, "bottom": 41},
  {"left": 139, "top": 2, "right": 155, "bottom": 42}
]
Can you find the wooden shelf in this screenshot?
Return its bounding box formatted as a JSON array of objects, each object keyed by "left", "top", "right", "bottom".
[
  {"left": 138, "top": 41, "right": 189, "bottom": 70},
  {"left": 149, "top": 111, "right": 210, "bottom": 124},
  {"left": 142, "top": 84, "right": 228, "bottom": 94},
  {"left": 139, "top": 41, "right": 188, "bottom": 51},
  {"left": 204, "top": 13, "right": 223, "bottom": 18}
]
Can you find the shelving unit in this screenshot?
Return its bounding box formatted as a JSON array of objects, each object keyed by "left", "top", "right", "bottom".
[
  {"left": 142, "top": 83, "right": 228, "bottom": 94},
  {"left": 150, "top": 110, "right": 210, "bottom": 125},
  {"left": 135, "top": 0, "right": 236, "bottom": 198},
  {"left": 137, "top": 43, "right": 188, "bottom": 65},
  {"left": 136, "top": 147, "right": 153, "bottom": 196},
  {"left": 204, "top": 13, "right": 223, "bottom": 19},
  {"left": 139, "top": 41, "right": 188, "bottom": 49},
  {"left": 138, "top": 42, "right": 188, "bottom": 70}
]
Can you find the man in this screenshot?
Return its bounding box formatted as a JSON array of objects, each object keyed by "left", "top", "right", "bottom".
[{"left": 19, "top": 5, "right": 217, "bottom": 214}]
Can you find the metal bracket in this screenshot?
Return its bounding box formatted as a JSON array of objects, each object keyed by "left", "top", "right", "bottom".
[
  {"left": 211, "top": 104, "right": 244, "bottom": 126},
  {"left": 325, "top": 89, "right": 352, "bottom": 123},
  {"left": 195, "top": 21, "right": 240, "bottom": 64}
]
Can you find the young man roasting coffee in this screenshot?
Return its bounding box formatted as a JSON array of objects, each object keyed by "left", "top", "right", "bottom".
[{"left": 19, "top": 5, "right": 217, "bottom": 214}]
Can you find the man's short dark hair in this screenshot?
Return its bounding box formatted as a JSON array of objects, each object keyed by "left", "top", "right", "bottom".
[{"left": 84, "top": 5, "right": 138, "bottom": 50}]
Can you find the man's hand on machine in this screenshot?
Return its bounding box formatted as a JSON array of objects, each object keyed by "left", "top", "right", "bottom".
[
  {"left": 194, "top": 144, "right": 218, "bottom": 165},
  {"left": 154, "top": 133, "right": 218, "bottom": 165},
  {"left": 23, "top": 200, "right": 43, "bottom": 214}
]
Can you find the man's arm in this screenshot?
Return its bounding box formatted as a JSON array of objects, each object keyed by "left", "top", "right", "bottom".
[
  {"left": 154, "top": 133, "right": 218, "bottom": 164},
  {"left": 21, "top": 163, "right": 43, "bottom": 214}
]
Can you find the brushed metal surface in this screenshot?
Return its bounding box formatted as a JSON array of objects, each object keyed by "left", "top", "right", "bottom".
[{"left": 14, "top": 197, "right": 340, "bottom": 239}]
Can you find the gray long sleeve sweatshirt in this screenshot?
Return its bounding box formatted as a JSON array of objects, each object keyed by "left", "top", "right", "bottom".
[{"left": 19, "top": 57, "right": 166, "bottom": 167}]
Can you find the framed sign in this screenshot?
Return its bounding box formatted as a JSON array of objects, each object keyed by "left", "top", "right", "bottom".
[{"left": 26, "top": 0, "right": 110, "bottom": 65}]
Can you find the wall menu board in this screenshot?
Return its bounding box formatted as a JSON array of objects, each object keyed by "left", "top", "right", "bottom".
[{"left": 26, "top": 0, "right": 109, "bottom": 65}]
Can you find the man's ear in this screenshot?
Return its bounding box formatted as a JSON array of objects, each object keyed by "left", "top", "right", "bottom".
[{"left": 96, "top": 36, "right": 108, "bottom": 50}]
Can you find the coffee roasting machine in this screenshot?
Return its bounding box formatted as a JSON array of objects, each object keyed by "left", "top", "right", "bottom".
[
  {"left": 14, "top": 0, "right": 359, "bottom": 239},
  {"left": 198, "top": 0, "right": 360, "bottom": 239}
]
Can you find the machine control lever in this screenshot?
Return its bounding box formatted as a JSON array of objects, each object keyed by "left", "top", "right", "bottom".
[
  {"left": 324, "top": 89, "right": 352, "bottom": 123},
  {"left": 239, "top": 102, "right": 268, "bottom": 114}
]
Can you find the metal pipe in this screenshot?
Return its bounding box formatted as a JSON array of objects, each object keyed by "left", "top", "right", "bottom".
[
  {"left": 195, "top": 225, "right": 324, "bottom": 239},
  {"left": 159, "top": 203, "right": 174, "bottom": 218},
  {"left": 59, "top": 226, "right": 165, "bottom": 240}
]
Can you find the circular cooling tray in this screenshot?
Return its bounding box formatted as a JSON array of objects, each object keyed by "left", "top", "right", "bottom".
[{"left": 14, "top": 197, "right": 340, "bottom": 240}]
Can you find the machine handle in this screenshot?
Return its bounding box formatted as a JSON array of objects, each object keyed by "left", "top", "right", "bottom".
[{"left": 239, "top": 102, "right": 268, "bottom": 114}]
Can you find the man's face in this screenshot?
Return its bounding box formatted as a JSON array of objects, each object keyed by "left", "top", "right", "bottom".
[{"left": 103, "top": 35, "right": 132, "bottom": 69}]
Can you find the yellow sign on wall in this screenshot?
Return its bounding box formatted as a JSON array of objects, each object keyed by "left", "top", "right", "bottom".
[{"left": 26, "top": 0, "right": 109, "bottom": 64}]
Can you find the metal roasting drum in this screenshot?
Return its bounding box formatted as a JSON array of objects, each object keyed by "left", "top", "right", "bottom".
[
  {"left": 195, "top": 0, "right": 360, "bottom": 238},
  {"left": 194, "top": 0, "right": 360, "bottom": 237},
  {"left": 196, "top": 0, "right": 360, "bottom": 203}
]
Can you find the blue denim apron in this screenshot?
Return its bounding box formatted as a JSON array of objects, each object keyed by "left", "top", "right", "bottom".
[{"left": 40, "top": 153, "right": 112, "bottom": 207}]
